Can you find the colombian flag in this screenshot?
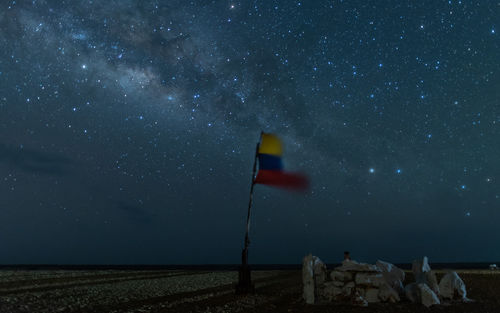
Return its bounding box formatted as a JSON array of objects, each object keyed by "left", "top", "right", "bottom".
[{"left": 253, "top": 133, "right": 309, "bottom": 190}]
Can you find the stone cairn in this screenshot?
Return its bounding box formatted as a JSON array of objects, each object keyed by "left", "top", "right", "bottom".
[{"left": 302, "top": 254, "right": 471, "bottom": 307}]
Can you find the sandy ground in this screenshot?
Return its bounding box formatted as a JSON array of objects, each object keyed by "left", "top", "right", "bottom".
[{"left": 0, "top": 269, "right": 499, "bottom": 313}]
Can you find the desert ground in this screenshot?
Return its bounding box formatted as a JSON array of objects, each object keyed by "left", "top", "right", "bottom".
[{"left": 0, "top": 268, "right": 499, "bottom": 313}]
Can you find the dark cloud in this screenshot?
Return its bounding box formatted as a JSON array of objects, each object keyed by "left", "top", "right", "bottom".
[{"left": 0, "top": 143, "right": 72, "bottom": 176}]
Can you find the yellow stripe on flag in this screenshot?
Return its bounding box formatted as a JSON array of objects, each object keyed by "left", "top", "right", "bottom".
[{"left": 258, "top": 133, "right": 283, "bottom": 156}]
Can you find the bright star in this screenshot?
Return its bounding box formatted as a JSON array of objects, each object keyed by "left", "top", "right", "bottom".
[{"left": 369, "top": 168, "right": 375, "bottom": 173}]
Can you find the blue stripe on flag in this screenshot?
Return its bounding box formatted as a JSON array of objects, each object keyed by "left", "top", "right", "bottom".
[{"left": 258, "top": 153, "right": 283, "bottom": 171}]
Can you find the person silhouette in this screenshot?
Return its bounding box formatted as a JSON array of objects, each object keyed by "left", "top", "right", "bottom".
[{"left": 344, "top": 251, "right": 351, "bottom": 261}]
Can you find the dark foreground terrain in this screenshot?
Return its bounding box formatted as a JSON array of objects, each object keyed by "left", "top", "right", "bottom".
[{"left": 0, "top": 269, "right": 499, "bottom": 313}]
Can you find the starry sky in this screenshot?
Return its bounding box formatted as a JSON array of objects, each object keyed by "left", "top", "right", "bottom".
[{"left": 0, "top": 0, "right": 499, "bottom": 265}]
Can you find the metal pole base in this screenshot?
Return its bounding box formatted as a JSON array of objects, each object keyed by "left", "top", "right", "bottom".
[{"left": 235, "top": 264, "right": 254, "bottom": 294}]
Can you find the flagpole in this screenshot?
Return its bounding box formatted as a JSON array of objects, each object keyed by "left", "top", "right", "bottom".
[{"left": 236, "top": 131, "right": 263, "bottom": 294}]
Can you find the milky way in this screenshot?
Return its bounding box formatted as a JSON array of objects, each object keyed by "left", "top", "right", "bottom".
[{"left": 0, "top": 1, "right": 499, "bottom": 264}]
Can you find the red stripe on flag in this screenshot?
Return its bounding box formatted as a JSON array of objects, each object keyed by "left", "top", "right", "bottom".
[{"left": 254, "top": 169, "right": 309, "bottom": 191}]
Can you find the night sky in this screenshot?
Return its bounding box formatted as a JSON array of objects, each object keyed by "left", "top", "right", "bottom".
[{"left": 0, "top": 1, "right": 499, "bottom": 265}]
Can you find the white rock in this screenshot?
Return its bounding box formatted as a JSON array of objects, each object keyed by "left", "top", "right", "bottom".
[
  {"left": 302, "top": 254, "right": 327, "bottom": 304},
  {"left": 376, "top": 260, "right": 405, "bottom": 293},
  {"left": 313, "top": 257, "right": 327, "bottom": 286},
  {"left": 378, "top": 282, "right": 400, "bottom": 303},
  {"left": 302, "top": 254, "right": 315, "bottom": 304},
  {"left": 418, "top": 283, "right": 440, "bottom": 307},
  {"left": 365, "top": 288, "right": 381, "bottom": 303},
  {"left": 412, "top": 256, "right": 430, "bottom": 282},
  {"left": 425, "top": 270, "right": 440, "bottom": 295},
  {"left": 412, "top": 256, "right": 439, "bottom": 295},
  {"left": 406, "top": 282, "right": 440, "bottom": 307},
  {"left": 330, "top": 270, "right": 353, "bottom": 282},
  {"left": 336, "top": 259, "right": 380, "bottom": 272},
  {"left": 355, "top": 273, "right": 385, "bottom": 287},
  {"left": 438, "top": 271, "right": 468, "bottom": 301}
]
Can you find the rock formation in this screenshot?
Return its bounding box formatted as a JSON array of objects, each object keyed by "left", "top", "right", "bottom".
[
  {"left": 307, "top": 258, "right": 403, "bottom": 305},
  {"left": 302, "top": 254, "right": 326, "bottom": 304},
  {"left": 419, "top": 283, "right": 441, "bottom": 307},
  {"left": 376, "top": 260, "right": 405, "bottom": 294},
  {"left": 438, "top": 271, "right": 468, "bottom": 301},
  {"left": 302, "top": 255, "right": 470, "bottom": 308}
]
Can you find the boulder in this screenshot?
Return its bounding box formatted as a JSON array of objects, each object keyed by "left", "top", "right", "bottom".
[
  {"left": 342, "top": 281, "right": 355, "bottom": 296},
  {"left": 438, "top": 271, "right": 468, "bottom": 301},
  {"left": 302, "top": 254, "right": 327, "bottom": 304},
  {"left": 412, "top": 256, "right": 439, "bottom": 295},
  {"left": 330, "top": 270, "right": 353, "bottom": 282},
  {"left": 336, "top": 259, "right": 380, "bottom": 272},
  {"left": 332, "top": 280, "right": 345, "bottom": 287},
  {"left": 418, "top": 283, "right": 440, "bottom": 307},
  {"left": 355, "top": 273, "right": 385, "bottom": 287},
  {"left": 376, "top": 260, "right": 405, "bottom": 293},
  {"left": 330, "top": 270, "right": 343, "bottom": 281},
  {"left": 313, "top": 257, "right": 327, "bottom": 286},
  {"left": 412, "top": 256, "right": 430, "bottom": 282},
  {"left": 425, "top": 270, "right": 440, "bottom": 295},
  {"left": 405, "top": 283, "right": 420, "bottom": 303},
  {"left": 379, "top": 282, "right": 400, "bottom": 303},
  {"left": 302, "top": 254, "right": 315, "bottom": 304},
  {"left": 321, "top": 282, "right": 343, "bottom": 301},
  {"left": 405, "top": 282, "right": 440, "bottom": 307},
  {"left": 364, "top": 288, "right": 381, "bottom": 303}
]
